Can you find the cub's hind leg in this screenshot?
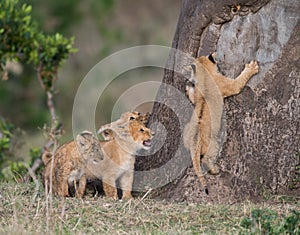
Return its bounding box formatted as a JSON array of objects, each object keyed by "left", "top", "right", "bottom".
[
  {"left": 54, "top": 165, "right": 70, "bottom": 197},
  {"left": 200, "top": 128, "right": 220, "bottom": 175},
  {"left": 201, "top": 137, "right": 220, "bottom": 175},
  {"left": 200, "top": 104, "right": 221, "bottom": 175},
  {"left": 57, "top": 177, "right": 69, "bottom": 197}
]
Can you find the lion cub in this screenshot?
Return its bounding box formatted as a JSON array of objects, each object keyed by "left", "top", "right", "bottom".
[
  {"left": 98, "top": 119, "right": 152, "bottom": 199},
  {"left": 184, "top": 53, "right": 259, "bottom": 193},
  {"left": 42, "top": 114, "right": 153, "bottom": 199},
  {"left": 42, "top": 131, "right": 104, "bottom": 198}
]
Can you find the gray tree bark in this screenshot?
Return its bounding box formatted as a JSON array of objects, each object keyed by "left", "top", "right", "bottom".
[{"left": 135, "top": 0, "right": 300, "bottom": 203}]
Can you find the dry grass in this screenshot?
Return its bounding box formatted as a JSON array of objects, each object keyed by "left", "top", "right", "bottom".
[{"left": 0, "top": 182, "right": 299, "bottom": 234}]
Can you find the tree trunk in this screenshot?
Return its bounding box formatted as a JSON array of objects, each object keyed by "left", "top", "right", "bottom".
[{"left": 135, "top": 0, "right": 300, "bottom": 203}]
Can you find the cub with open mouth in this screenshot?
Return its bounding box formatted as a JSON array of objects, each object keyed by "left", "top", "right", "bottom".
[{"left": 42, "top": 112, "right": 153, "bottom": 200}]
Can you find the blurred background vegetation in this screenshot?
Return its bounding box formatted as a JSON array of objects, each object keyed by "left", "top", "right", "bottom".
[{"left": 0, "top": 0, "right": 181, "bottom": 180}]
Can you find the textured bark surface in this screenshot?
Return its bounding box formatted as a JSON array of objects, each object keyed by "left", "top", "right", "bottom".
[{"left": 135, "top": 0, "right": 300, "bottom": 203}]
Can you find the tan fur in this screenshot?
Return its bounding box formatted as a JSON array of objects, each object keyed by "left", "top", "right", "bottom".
[
  {"left": 43, "top": 131, "right": 103, "bottom": 198},
  {"left": 98, "top": 120, "right": 152, "bottom": 199},
  {"left": 97, "top": 111, "right": 150, "bottom": 140},
  {"left": 184, "top": 53, "right": 259, "bottom": 191},
  {"left": 43, "top": 118, "right": 153, "bottom": 199}
]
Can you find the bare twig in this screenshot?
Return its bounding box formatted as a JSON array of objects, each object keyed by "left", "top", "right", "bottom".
[
  {"left": 23, "top": 162, "right": 40, "bottom": 205},
  {"left": 28, "top": 64, "right": 61, "bottom": 176},
  {"left": 31, "top": 158, "right": 43, "bottom": 173},
  {"left": 141, "top": 188, "right": 153, "bottom": 201},
  {"left": 47, "top": 90, "right": 57, "bottom": 125}
]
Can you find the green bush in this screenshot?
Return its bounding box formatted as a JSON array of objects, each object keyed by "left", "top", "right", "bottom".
[
  {"left": 0, "top": 117, "right": 43, "bottom": 181},
  {"left": 0, "top": 117, "right": 14, "bottom": 166},
  {"left": 0, "top": 0, "right": 76, "bottom": 89},
  {"left": 240, "top": 209, "right": 300, "bottom": 234},
  {"left": 1, "top": 147, "right": 43, "bottom": 181},
  {"left": 0, "top": 0, "right": 76, "bottom": 181}
]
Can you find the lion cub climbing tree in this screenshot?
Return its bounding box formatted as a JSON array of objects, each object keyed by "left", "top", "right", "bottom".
[{"left": 135, "top": 0, "right": 300, "bottom": 203}]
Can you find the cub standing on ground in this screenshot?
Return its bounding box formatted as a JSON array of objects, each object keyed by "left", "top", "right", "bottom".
[
  {"left": 42, "top": 131, "right": 104, "bottom": 198},
  {"left": 42, "top": 112, "right": 153, "bottom": 199},
  {"left": 184, "top": 53, "right": 259, "bottom": 193}
]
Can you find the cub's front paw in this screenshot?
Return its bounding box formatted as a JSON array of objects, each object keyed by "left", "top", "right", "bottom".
[
  {"left": 245, "top": 60, "right": 259, "bottom": 75},
  {"left": 185, "top": 81, "right": 195, "bottom": 104}
]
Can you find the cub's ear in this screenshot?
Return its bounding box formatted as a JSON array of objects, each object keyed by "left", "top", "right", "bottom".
[
  {"left": 76, "top": 133, "right": 90, "bottom": 147},
  {"left": 191, "top": 64, "right": 196, "bottom": 73},
  {"left": 76, "top": 131, "right": 96, "bottom": 148},
  {"left": 80, "top": 131, "right": 93, "bottom": 139},
  {"left": 208, "top": 53, "right": 217, "bottom": 64},
  {"left": 102, "top": 129, "right": 115, "bottom": 139},
  {"left": 42, "top": 151, "right": 52, "bottom": 165}
]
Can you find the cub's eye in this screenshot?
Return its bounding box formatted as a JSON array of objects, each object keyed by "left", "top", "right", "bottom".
[
  {"left": 139, "top": 128, "right": 144, "bottom": 133},
  {"left": 129, "top": 116, "right": 135, "bottom": 120}
]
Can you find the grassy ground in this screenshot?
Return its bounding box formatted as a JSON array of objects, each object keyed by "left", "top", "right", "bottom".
[{"left": 0, "top": 182, "right": 299, "bottom": 235}]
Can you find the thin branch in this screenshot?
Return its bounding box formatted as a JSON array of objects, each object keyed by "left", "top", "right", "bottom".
[
  {"left": 28, "top": 64, "right": 61, "bottom": 176},
  {"left": 46, "top": 90, "right": 57, "bottom": 126},
  {"left": 23, "top": 162, "right": 40, "bottom": 205},
  {"left": 36, "top": 62, "right": 46, "bottom": 91}
]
